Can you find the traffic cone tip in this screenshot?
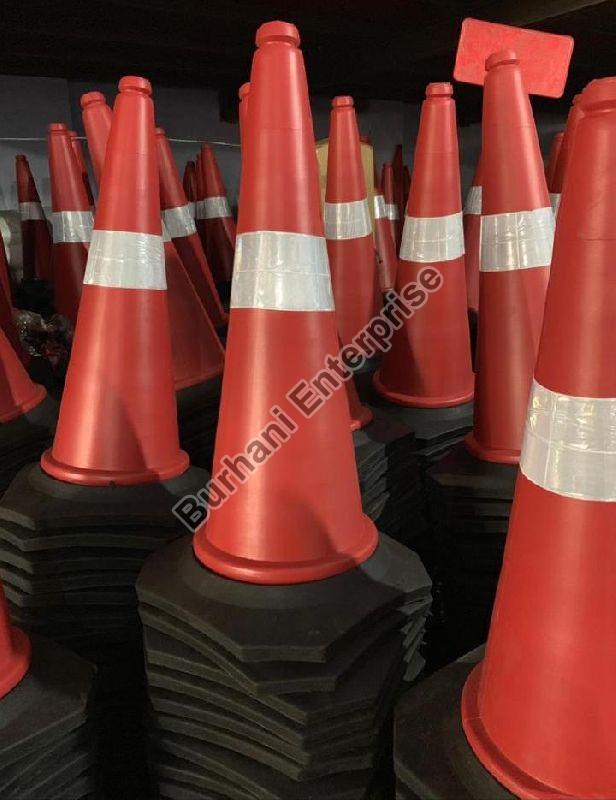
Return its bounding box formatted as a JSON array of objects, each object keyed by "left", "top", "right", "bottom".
[
  {"left": 256, "top": 20, "right": 300, "bottom": 47},
  {"left": 81, "top": 91, "right": 106, "bottom": 108}
]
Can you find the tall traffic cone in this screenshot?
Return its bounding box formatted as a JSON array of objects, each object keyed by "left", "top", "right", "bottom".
[
  {"left": 156, "top": 128, "right": 226, "bottom": 329},
  {"left": 80, "top": 91, "right": 112, "bottom": 182},
  {"left": 545, "top": 129, "right": 563, "bottom": 211},
  {"left": 68, "top": 130, "right": 95, "bottom": 208},
  {"left": 48, "top": 123, "right": 93, "bottom": 324},
  {"left": 463, "top": 155, "right": 482, "bottom": 313},
  {"left": 15, "top": 155, "right": 52, "bottom": 283},
  {"left": 325, "top": 96, "right": 380, "bottom": 347},
  {"left": 0, "top": 580, "right": 29, "bottom": 697},
  {"left": 0, "top": 229, "right": 12, "bottom": 302},
  {"left": 550, "top": 94, "right": 583, "bottom": 217},
  {"left": 375, "top": 83, "right": 474, "bottom": 409},
  {"left": 0, "top": 273, "right": 27, "bottom": 367},
  {"left": 373, "top": 163, "right": 398, "bottom": 291},
  {"left": 238, "top": 81, "right": 250, "bottom": 148},
  {"left": 392, "top": 142, "right": 405, "bottom": 221},
  {"left": 138, "top": 24, "right": 431, "bottom": 799},
  {"left": 197, "top": 143, "right": 236, "bottom": 286},
  {"left": 0, "top": 326, "right": 46, "bottom": 425},
  {"left": 182, "top": 160, "right": 197, "bottom": 219},
  {"left": 382, "top": 161, "right": 401, "bottom": 250}
]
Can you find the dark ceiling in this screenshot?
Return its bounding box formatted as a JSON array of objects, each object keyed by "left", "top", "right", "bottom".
[{"left": 1, "top": 0, "right": 614, "bottom": 123}]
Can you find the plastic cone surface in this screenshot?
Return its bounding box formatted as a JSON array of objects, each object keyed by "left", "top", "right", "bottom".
[
  {"left": 238, "top": 82, "right": 250, "bottom": 150},
  {"left": 193, "top": 21, "right": 377, "bottom": 585},
  {"left": 196, "top": 144, "right": 236, "bottom": 283},
  {"left": 392, "top": 143, "right": 405, "bottom": 221},
  {"left": 156, "top": 128, "right": 227, "bottom": 329},
  {"left": 373, "top": 165, "right": 398, "bottom": 291},
  {"left": 48, "top": 124, "right": 93, "bottom": 324},
  {"left": 545, "top": 130, "right": 563, "bottom": 204},
  {"left": 375, "top": 83, "right": 474, "bottom": 408},
  {"left": 0, "top": 327, "right": 45, "bottom": 423},
  {"left": 551, "top": 94, "right": 583, "bottom": 217},
  {"left": 325, "top": 96, "right": 380, "bottom": 347},
  {"left": 0, "top": 581, "right": 30, "bottom": 699},
  {"left": 182, "top": 160, "right": 197, "bottom": 215},
  {"left": 381, "top": 162, "right": 401, "bottom": 251},
  {"left": 462, "top": 77, "right": 616, "bottom": 799},
  {"left": 0, "top": 270, "right": 27, "bottom": 367},
  {"left": 69, "top": 130, "right": 95, "bottom": 207},
  {"left": 463, "top": 156, "right": 482, "bottom": 312},
  {"left": 16, "top": 155, "right": 52, "bottom": 281},
  {"left": 466, "top": 51, "right": 553, "bottom": 464},
  {"left": 0, "top": 230, "right": 12, "bottom": 302},
  {"left": 41, "top": 76, "right": 188, "bottom": 487},
  {"left": 80, "top": 91, "right": 113, "bottom": 184}
]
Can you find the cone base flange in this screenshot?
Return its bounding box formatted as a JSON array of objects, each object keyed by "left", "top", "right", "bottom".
[
  {"left": 464, "top": 432, "right": 520, "bottom": 465},
  {"left": 373, "top": 371, "right": 474, "bottom": 410}
]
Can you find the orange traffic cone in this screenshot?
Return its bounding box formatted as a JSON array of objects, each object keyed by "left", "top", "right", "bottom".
[
  {"left": 156, "top": 128, "right": 227, "bottom": 329},
  {"left": 238, "top": 82, "right": 250, "bottom": 148},
  {"left": 381, "top": 162, "right": 401, "bottom": 251},
  {"left": 373, "top": 164, "right": 398, "bottom": 291},
  {"left": 550, "top": 94, "right": 583, "bottom": 217},
  {"left": 325, "top": 96, "right": 380, "bottom": 347},
  {"left": 463, "top": 156, "right": 482, "bottom": 313},
  {"left": 0, "top": 579, "right": 30, "bottom": 698},
  {"left": 15, "top": 155, "right": 52, "bottom": 282},
  {"left": 193, "top": 21, "right": 377, "bottom": 584},
  {"left": 465, "top": 51, "right": 553, "bottom": 463},
  {"left": 462, "top": 76, "right": 616, "bottom": 799},
  {"left": 182, "top": 160, "right": 197, "bottom": 219},
  {"left": 545, "top": 130, "right": 563, "bottom": 211},
  {"left": 0, "top": 231, "right": 11, "bottom": 302},
  {"left": 0, "top": 269, "right": 27, "bottom": 367},
  {"left": 48, "top": 124, "right": 93, "bottom": 324},
  {"left": 392, "top": 143, "right": 405, "bottom": 221},
  {"left": 68, "top": 130, "right": 95, "bottom": 208},
  {"left": 0, "top": 326, "right": 46, "bottom": 424},
  {"left": 41, "top": 76, "right": 189, "bottom": 486},
  {"left": 197, "top": 144, "right": 236, "bottom": 284},
  {"left": 375, "top": 83, "right": 473, "bottom": 408},
  {"left": 80, "top": 91, "right": 113, "bottom": 183}
]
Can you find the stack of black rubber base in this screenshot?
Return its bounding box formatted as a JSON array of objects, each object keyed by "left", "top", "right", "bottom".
[
  {"left": 137, "top": 533, "right": 432, "bottom": 800},
  {"left": 177, "top": 378, "right": 222, "bottom": 471},
  {"left": 0, "top": 462, "right": 209, "bottom": 799},
  {"left": 425, "top": 443, "right": 517, "bottom": 665},
  {"left": 1, "top": 635, "right": 97, "bottom": 799},
  {"left": 0, "top": 395, "right": 57, "bottom": 495},
  {"left": 394, "top": 647, "right": 514, "bottom": 799}
]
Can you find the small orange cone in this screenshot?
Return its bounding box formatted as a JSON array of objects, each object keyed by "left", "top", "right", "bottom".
[
  {"left": 41, "top": 76, "right": 188, "bottom": 486},
  {"left": 68, "top": 130, "right": 95, "bottom": 208},
  {"left": 381, "top": 162, "right": 401, "bottom": 251},
  {"left": 550, "top": 94, "right": 583, "bottom": 216},
  {"left": 0, "top": 326, "right": 46, "bottom": 424},
  {"left": 196, "top": 144, "right": 236, "bottom": 284},
  {"left": 48, "top": 123, "right": 93, "bottom": 324},
  {"left": 80, "top": 91, "right": 113, "bottom": 183},
  {"left": 182, "top": 160, "right": 197, "bottom": 219},
  {"left": 373, "top": 164, "right": 398, "bottom": 291},
  {"left": 15, "top": 155, "right": 52, "bottom": 282},
  {"left": 193, "top": 22, "right": 377, "bottom": 584},
  {"left": 156, "top": 128, "right": 227, "bottom": 329},
  {"left": 0, "top": 579, "right": 30, "bottom": 699},
  {"left": 325, "top": 96, "right": 380, "bottom": 347},
  {"left": 462, "top": 156, "right": 482, "bottom": 312},
  {"left": 374, "top": 83, "right": 473, "bottom": 408}
]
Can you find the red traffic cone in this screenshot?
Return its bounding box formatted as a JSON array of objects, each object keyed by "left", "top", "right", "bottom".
[
  {"left": 0, "top": 266, "right": 27, "bottom": 367},
  {"left": 381, "top": 162, "right": 401, "bottom": 251},
  {"left": 41, "top": 76, "right": 188, "bottom": 486},
  {"left": 550, "top": 94, "right": 583, "bottom": 217},
  {"left": 373, "top": 164, "right": 398, "bottom": 291},
  {"left": 403, "top": 165, "right": 411, "bottom": 207},
  {"left": 0, "top": 230, "right": 11, "bottom": 302},
  {"left": 48, "top": 124, "right": 93, "bottom": 324},
  {"left": 197, "top": 144, "right": 236, "bottom": 284},
  {"left": 68, "top": 130, "right": 95, "bottom": 208},
  {"left": 80, "top": 91, "right": 113, "bottom": 184},
  {"left": 392, "top": 143, "right": 405, "bottom": 221},
  {"left": 545, "top": 130, "right": 563, "bottom": 209},
  {"left": 325, "top": 96, "right": 380, "bottom": 347},
  {"left": 466, "top": 51, "right": 553, "bottom": 464},
  {"left": 193, "top": 21, "right": 377, "bottom": 584},
  {"left": 156, "top": 128, "right": 227, "bottom": 329},
  {"left": 0, "top": 579, "right": 30, "bottom": 699},
  {"left": 463, "top": 156, "right": 482, "bottom": 312},
  {"left": 182, "top": 160, "right": 197, "bottom": 219},
  {"left": 0, "top": 326, "right": 45, "bottom": 423},
  {"left": 374, "top": 83, "right": 473, "bottom": 408},
  {"left": 238, "top": 82, "right": 250, "bottom": 149},
  {"left": 462, "top": 77, "right": 616, "bottom": 799},
  {"left": 15, "top": 155, "right": 52, "bottom": 282}
]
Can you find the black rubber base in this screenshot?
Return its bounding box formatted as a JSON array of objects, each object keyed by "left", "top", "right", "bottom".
[
  {"left": 177, "top": 377, "right": 221, "bottom": 471},
  {"left": 394, "top": 648, "right": 514, "bottom": 799}
]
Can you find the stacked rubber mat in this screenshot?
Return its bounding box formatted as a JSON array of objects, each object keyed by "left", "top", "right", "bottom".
[
  {"left": 138, "top": 533, "right": 432, "bottom": 800},
  {"left": 177, "top": 378, "right": 222, "bottom": 470}
]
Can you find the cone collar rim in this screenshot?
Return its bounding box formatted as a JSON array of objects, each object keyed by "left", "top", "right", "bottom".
[
  {"left": 464, "top": 431, "right": 521, "bottom": 464},
  {"left": 40, "top": 448, "right": 190, "bottom": 487},
  {"left": 373, "top": 370, "right": 474, "bottom": 409}
]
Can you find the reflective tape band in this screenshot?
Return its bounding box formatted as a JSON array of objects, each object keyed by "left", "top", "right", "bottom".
[
  {"left": 373, "top": 194, "right": 387, "bottom": 220},
  {"left": 323, "top": 199, "right": 372, "bottom": 240},
  {"left": 385, "top": 203, "right": 399, "bottom": 221},
  {"left": 187, "top": 201, "right": 196, "bottom": 219},
  {"left": 195, "top": 196, "right": 232, "bottom": 219},
  {"left": 162, "top": 204, "right": 197, "bottom": 238},
  {"left": 464, "top": 185, "right": 482, "bottom": 216},
  {"left": 480, "top": 207, "right": 554, "bottom": 272},
  {"left": 400, "top": 212, "right": 464, "bottom": 263},
  {"left": 161, "top": 221, "right": 171, "bottom": 243},
  {"left": 550, "top": 193, "right": 561, "bottom": 217},
  {"left": 84, "top": 229, "right": 166, "bottom": 290},
  {"left": 521, "top": 379, "right": 616, "bottom": 502},
  {"left": 231, "top": 230, "right": 334, "bottom": 312},
  {"left": 52, "top": 210, "right": 93, "bottom": 244},
  {"left": 19, "top": 202, "right": 45, "bottom": 221}
]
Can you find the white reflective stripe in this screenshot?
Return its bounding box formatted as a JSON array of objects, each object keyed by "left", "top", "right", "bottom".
[
  {"left": 373, "top": 194, "right": 387, "bottom": 220},
  {"left": 323, "top": 199, "right": 372, "bottom": 240},
  {"left": 464, "top": 185, "right": 482, "bottom": 216},
  {"left": 480, "top": 207, "right": 554, "bottom": 272},
  {"left": 385, "top": 203, "right": 399, "bottom": 221},
  {"left": 161, "top": 221, "right": 171, "bottom": 243},
  {"left": 231, "top": 231, "right": 334, "bottom": 312},
  {"left": 521, "top": 379, "right": 616, "bottom": 502},
  {"left": 19, "top": 202, "right": 45, "bottom": 221},
  {"left": 400, "top": 212, "right": 464, "bottom": 263},
  {"left": 195, "top": 196, "right": 232, "bottom": 219},
  {"left": 52, "top": 210, "right": 93, "bottom": 244},
  {"left": 84, "top": 229, "right": 166, "bottom": 290},
  {"left": 550, "top": 193, "right": 561, "bottom": 217},
  {"left": 187, "top": 201, "right": 196, "bottom": 219},
  {"left": 162, "top": 204, "right": 197, "bottom": 238}
]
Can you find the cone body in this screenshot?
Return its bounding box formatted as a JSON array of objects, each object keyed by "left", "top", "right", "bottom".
[
  {"left": 381, "top": 162, "right": 401, "bottom": 251},
  {"left": 325, "top": 97, "right": 380, "bottom": 347},
  {"left": 373, "top": 167, "right": 398, "bottom": 290},
  {"left": 466, "top": 53, "right": 553, "bottom": 463},
  {"left": 196, "top": 144, "right": 236, "bottom": 283},
  {"left": 0, "top": 326, "right": 45, "bottom": 423},
  {"left": 69, "top": 131, "right": 95, "bottom": 207},
  {"left": 193, "top": 22, "right": 377, "bottom": 585},
  {"left": 183, "top": 160, "right": 197, "bottom": 210},
  {"left": 0, "top": 581, "right": 30, "bottom": 699},
  {"left": 41, "top": 76, "right": 188, "bottom": 486},
  {"left": 545, "top": 130, "right": 563, "bottom": 213},
  {"left": 551, "top": 96, "right": 583, "bottom": 216},
  {"left": 375, "top": 84, "right": 473, "bottom": 408},
  {"left": 0, "top": 277, "right": 27, "bottom": 367},
  {"left": 463, "top": 157, "right": 482, "bottom": 312},
  {"left": 392, "top": 143, "right": 405, "bottom": 221},
  {"left": 462, "top": 78, "right": 616, "bottom": 799},
  {"left": 48, "top": 124, "right": 93, "bottom": 323},
  {"left": 156, "top": 130, "right": 227, "bottom": 328},
  {"left": 16, "top": 156, "right": 52, "bottom": 281},
  {"left": 0, "top": 230, "right": 12, "bottom": 302},
  {"left": 81, "top": 92, "right": 113, "bottom": 184}
]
